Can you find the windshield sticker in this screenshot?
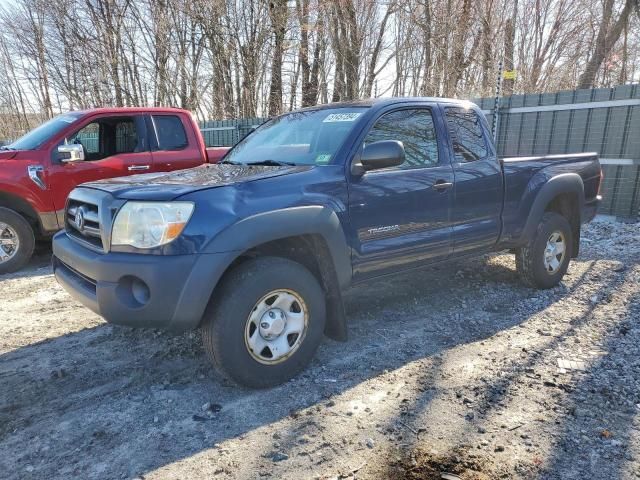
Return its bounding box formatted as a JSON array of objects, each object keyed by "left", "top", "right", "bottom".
[
  {"left": 323, "top": 112, "right": 362, "bottom": 123},
  {"left": 315, "top": 154, "right": 331, "bottom": 164}
]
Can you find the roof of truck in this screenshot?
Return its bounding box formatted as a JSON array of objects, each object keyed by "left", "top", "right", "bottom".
[
  {"left": 293, "top": 97, "right": 478, "bottom": 112},
  {"left": 69, "top": 106, "right": 192, "bottom": 116}
]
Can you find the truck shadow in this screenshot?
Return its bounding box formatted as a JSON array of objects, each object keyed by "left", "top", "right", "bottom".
[
  {"left": 374, "top": 265, "right": 638, "bottom": 479},
  {"left": 0, "top": 253, "right": 617, "bottom": 479}
]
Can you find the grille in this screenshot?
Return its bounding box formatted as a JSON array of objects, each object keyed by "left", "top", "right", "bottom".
[{"left": 66, "top": 199, "right": 103, "bottom": 250}]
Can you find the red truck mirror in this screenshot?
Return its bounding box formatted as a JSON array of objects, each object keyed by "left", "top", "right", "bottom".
[{"left": 58, "top": 144, "right": 85, "bottom": 163}]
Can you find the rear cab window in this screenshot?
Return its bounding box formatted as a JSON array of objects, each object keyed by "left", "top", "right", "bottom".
[
  {"left": 152, "top": 115, "right": 188, "bottom": 151},
  {"left": 445, "top": 107, "right": 488, "bottom": 162}
]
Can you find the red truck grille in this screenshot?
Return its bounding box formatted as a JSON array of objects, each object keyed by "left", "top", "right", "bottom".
[{"left": 66, "top": 200, "right": 104, "bottom": 251}]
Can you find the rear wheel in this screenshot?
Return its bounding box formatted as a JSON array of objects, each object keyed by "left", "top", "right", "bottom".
[
  {"left": 0, "top": 207, "right": 35, "bottom": 275},
  {"left": 516, "top": 212, "right": 573, "bottom": 289},
  {"left": 201, "top": 256, "right": 326, "bottom": 388}
]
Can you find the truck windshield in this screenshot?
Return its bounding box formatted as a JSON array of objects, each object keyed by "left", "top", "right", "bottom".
[
  {"left": 4, "top": 113, "right": 83, "bottom": 151},
  {"left": 223, "top": 107, "right": 368, "bottom": 166}
]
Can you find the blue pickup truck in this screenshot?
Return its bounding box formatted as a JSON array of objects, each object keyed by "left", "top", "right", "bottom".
[{"left": 52, "top": 98, "right": 602, "bottom": 387}]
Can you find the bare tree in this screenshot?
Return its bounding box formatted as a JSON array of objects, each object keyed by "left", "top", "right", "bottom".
[
  {"left": 1, "top": 0, "right": 640, "bottom": 138},
  {"left": 578, "top": 0, "right": 638, "bottom": 88},
  {"left": 267, "top": 0, "right": 288, "bottom": 115}
]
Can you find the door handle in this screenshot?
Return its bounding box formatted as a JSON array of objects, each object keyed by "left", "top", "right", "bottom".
[
  {"left": 432, "top": 180, "right": 453, "bottom": 191},
  {"left": 128, "top": 165, "right": 150, "bottom": 171}
]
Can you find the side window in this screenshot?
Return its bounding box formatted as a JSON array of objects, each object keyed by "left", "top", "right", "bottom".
[
  {"left": 66, "top": 117, "right": 140, "bottom": 161},
  {"left": 445, "top": 108, "right": 488, "bottom": 162},
  {"left": 73, "top": 122, "right": 99, "bottom": 155},
  {"left": 115, "top": 120, "right": 138, "bottom": 154},
  {"left": 363, "top": 109, "right": 439, "bottom": 169},
  {"left": 153, "top": 115, "right": 188, "bottom": 151}
]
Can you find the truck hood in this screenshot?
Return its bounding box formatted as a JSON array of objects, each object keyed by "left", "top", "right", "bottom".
[
  {"left": 0, "top": 150, "right": 19, "bottom": 161},
  {"left": 81, "top": 163, "right": 313, "bottom": 201}
]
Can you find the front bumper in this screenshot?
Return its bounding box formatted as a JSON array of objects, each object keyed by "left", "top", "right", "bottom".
[{"left": 52, "top": 231, "right": 237, "bottom": 332}]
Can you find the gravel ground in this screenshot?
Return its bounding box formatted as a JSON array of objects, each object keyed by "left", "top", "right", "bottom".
[{"left": 1, "top": 218, "right": 639, "bottom": 480}]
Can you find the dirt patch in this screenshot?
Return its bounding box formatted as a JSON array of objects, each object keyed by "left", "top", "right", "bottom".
[
  {"left": 1, "top": 219, "right": 639, "bottom": 479},
  {"left": 389, "top": 447, "right": 495, "bottom": 480}
]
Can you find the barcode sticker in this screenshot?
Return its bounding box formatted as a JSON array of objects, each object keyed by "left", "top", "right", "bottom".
[{"left": 323, "top": 112, "right": 362, "bottom": 123}]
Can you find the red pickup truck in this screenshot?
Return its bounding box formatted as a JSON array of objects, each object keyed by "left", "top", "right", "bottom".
[{"left": 0, "top": 107, "right": 228, "bottom": 273}]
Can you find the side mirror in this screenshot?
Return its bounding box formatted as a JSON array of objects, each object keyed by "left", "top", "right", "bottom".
[
  {"left": 58, "top": 144, "right": 85, "bottom": 163},
  {"left": 356, "top": 140, "right": 405, "bottom": 173}
]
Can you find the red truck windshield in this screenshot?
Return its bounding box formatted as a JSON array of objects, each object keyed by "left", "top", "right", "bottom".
[
  {"left": 4, "top": 112, "right": 83, "bottom": 151},
  {"left": 223, "top": 107, "right": 368, "bottom": 166}
]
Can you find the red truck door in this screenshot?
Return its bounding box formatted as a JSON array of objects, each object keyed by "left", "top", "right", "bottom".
[
  {"left": 47, "top": 113, "right": 153, "bottom": 212},
  {"left": 147, "top": 113, "right": 205, "bottom": 171}
]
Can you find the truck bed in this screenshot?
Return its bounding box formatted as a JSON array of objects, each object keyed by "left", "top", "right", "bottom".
[
  {"left": 206, "top": 147, "right": 230, "bottom": 163},
  {"left": 499, "top": 152, "right": 601, "bottom": 245}
]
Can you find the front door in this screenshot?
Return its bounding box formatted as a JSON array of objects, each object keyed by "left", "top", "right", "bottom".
[
  {"left": 48, "top": 114, "right": 152, "bottom": 212},
  {"left": 347, "top": 107, "right": 454, "bottom": 281}
]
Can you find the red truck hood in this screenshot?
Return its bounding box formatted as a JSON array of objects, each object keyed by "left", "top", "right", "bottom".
[
  {"left": 0, "top": 150, "right": 19, "bottom": 161},
  {"left": 0, "top": 151, "right": 31, "bottom": 181}
]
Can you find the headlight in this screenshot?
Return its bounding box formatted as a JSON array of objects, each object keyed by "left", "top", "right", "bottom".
[{"left": 111, "top": 201, "right": 195, "bottom": 249}]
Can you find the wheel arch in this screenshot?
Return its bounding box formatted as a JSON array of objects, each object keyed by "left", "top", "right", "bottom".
[
  {"left": 520, "top": 173, "right": 584, "bottom": 253},
  {"left": 201, "top": 206, "right": 352, "bottom": 340},
  {"left": 0, "top": 191, "right": 41, "bottom": 236},
  {"left": 543, "top": 191, "right": 581, "bottom": 257}
]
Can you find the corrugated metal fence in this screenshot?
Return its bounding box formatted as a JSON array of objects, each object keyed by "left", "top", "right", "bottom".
[
  {"left": 199, "top": 117, "right": 264, "bottom": 148},
  {"left": 200, "top": 85, "right": 640, "bottom": 220},
  {"left": 474, "top": 85, "right": 640, "bottom": 219}
]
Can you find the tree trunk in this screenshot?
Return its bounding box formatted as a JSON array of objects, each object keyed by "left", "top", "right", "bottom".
[
  {"left": 418, "top": 0, "right": 432, "bottom": 96},
  {"left": 578, "top": 0, "right": 635, "bottom": 89},
  {"left": 502, "top": 0, "right": 518, "bottom": 96},
  {"left": 268, "top": 0, "right": 287, "bottom": 116},
  {"left": 364, "top": 3, "right": 393, "bottom": 98}
]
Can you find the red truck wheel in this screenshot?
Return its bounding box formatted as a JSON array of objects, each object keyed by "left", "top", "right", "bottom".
[{"left": 0, "top": 207, "right": 35, "bottom": 275}]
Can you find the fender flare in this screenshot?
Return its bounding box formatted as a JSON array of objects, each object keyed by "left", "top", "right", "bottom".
[
  {"left": 206, "top": 205, "right": 352, "bottom": 289},
  {"left": 197, "top": 206, "right": 352, "bottom": 340},
  {"left": 520, "top": 173, "right": 584, "bottom": 243},
  {"left": 0, "top": 187, "right": 46, "bottom": 234}
]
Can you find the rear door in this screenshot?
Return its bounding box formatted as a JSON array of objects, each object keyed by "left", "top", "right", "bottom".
[
  {"left": 347, "top": 107, "right": 454, "bottom": 281},
  {"left": 148, "top": 114, "right": 204, "bottom": 171},
  {"left": 48, "top": 114, "right": 152, "bottom": 212},
  {"left": 444, "top": 106, "right": 503, "bottom": 255}
]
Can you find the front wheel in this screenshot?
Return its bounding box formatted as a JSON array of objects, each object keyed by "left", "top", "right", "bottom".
[
  {"left": 516, "top": 212, "right": 573, "bottom": 289},
  {"left": 0, "top": 207, "right": 35, "bottom": 275},
  {"left": 201, "top": 256, "right": 326, "bottom": 388}
]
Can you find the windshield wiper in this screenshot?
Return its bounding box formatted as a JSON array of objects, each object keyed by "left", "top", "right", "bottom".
[
  {"left": 0, "top": 145, "right": 14, "bottom": 151},
  {"left": 246, "top": 159, "right": 297, "bottom": 167},
  {"left": 218, "top": 159, "right": 241, "bottom": 165}
]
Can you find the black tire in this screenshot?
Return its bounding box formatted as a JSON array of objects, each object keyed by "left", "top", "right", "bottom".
[
  {"left": 201, "top": 256, "right": 326, "bottom": 388},
  {"left": 0, "top": 207, "right": 35, "bottom": 275},
  {"left": 516, "top": 212, "right": 573, "bottom": 289}
]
